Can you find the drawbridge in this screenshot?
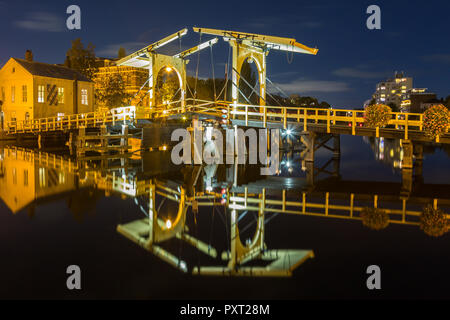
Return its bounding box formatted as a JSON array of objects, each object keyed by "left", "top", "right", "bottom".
[{"left": 3, "top": 27, "right": 449, "bottom": 144}]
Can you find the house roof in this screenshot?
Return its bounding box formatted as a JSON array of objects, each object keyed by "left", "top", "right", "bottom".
[{"left": 12, "top": 58, "right": 93, "bottom": 82}]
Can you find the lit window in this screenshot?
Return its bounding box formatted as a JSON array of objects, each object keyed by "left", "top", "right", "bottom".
[
  {"left": 12, "top": 168, "right": 17, "bottom": 185},
  {"left": 24, "top": 170, "right": 28, "bottom": 186},
  {"left": 39, "top": 168, "right": 46, "bottom": 187},
  {"left": 57, "top": 87, "right": 65, "bottom": 104},
  {"left": 81, "top": 89, "right": 88, "bottom": 105},
  {"left": 38, "top": 85, "right": 45, "bottom": 103},
  {"left": 22, "top": 85, "right": 27, "bottom": 102},
  {"left": 59, "top": 172, "right": 65, "bottom": 184},
  {"left": 11, "top": 86, "right": 15, "bottom": 103}
]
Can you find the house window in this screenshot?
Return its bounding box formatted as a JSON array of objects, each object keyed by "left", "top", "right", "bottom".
[
  {"left": 57, "top": 87, "right": 65, "bottom": 104},
  {"left": 22, "top": 85, "right": 27, "bottom": 102},
  {"left": 38, "top": 85, "right": 45, "bottom": 103},
  {"left": 24, "top": 170, "right": 28, "bottom": 186},
  {"left": 25, "top": 112, "right": 30, "bottom": 122},
  {"left": 11, "top": 86, "right": 15, "bottom": 103},
  {"left": 11, "top": 111, "right": 16, "bottom": 122},
  {"left": 81, "top": 89, "right": 88, "bottom": 105},
  {"left": 12, "top": 168, "right": 17, "bottom": 185},
  {"left": 39, "top": 168, "right": 46, "bottom": 188}
]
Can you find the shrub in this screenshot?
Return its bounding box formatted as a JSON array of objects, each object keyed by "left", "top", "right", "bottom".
[
  {"left": 361, "top": 207, "right": 389, "bottom": 230},
  {"left": 423, "top": 104, "right": 450, "bottom": 140},
  {"left": 364, "top": 104, "right": 392, "bottom": 128},
  {"left": 420, "top": 204, "right": 449, "bottom": 237}
]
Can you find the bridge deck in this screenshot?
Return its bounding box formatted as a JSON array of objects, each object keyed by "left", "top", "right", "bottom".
[{"left": 2, "top": 100, "right": 449, "bottom": 143}]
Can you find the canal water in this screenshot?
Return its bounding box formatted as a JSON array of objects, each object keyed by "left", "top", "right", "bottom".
[{"left": 0, "top": 135, "right": 450, "bottom": 299}]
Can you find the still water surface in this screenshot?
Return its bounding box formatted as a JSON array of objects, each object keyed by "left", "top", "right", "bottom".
[{"left": 0, "top": 135, "right": 450, "bottom": 299}]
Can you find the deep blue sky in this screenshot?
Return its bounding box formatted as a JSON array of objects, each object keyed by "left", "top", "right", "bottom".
[{"left": 0, "top": 0, "right": 449, "bottom": 108}]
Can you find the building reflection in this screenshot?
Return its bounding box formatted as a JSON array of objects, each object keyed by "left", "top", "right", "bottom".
[
  {"left": 364, "top": 136, "right": 404, "bottom": 169},
  {"left": 0, "top": 146, "right": 449, "bottom": 277}
]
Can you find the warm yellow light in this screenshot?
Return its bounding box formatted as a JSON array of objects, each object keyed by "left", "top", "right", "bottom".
[
  {"left": 165, "top": 66, "right": 172, "bottom": 72},
  {"left": 166, "top": 220, "right": 172, "bottom": 229},
  {"left": 162, "top": 145, "right": 167, "bottom": 151}
]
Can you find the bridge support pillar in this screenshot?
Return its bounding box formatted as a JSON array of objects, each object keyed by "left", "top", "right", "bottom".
[
  {"left": 333, "top": 134, "right": 341, "bottom": 159},
  {"left": 301, "top": 132, "right": 316, "bottom": 162},
  {"left": 401, "top": 139, "right": 413, "bottom": 169},
  {"left": 69, "top": 132, "right": 75, "bottom": 155},
  {"left": 414, "top": 143, "right": 424, "bottom": 183},
  {"left": 121, "top": 125, "right": 128, "bottom": 154},
  {"left": 401, "top": 168, "right": 413, "bottom": 198},
  {"left": 77, "top": 127, "right": 86, "bottom": 157},
  {"left": 305, "top": 161, "right": 315, "bottom": 187}
]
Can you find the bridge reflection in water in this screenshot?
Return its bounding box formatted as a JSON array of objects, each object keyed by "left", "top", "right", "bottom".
[{"left": 0, "top": 144, "right": 449, "bottom": 277}]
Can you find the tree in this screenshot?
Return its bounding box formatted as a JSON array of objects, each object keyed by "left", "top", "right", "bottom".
[
  {"left": 444, "top": 95, "right": 450, "bottom": 108},
  {"left": 319, "top": 101, "right": 331, "bottom": 109},
  {"left": 388, "top": 102, "right": 399, "bottom": 112},
  {"left": 95, "top": 73, "right": 131, "bottom": 109},
  {"left": 239, "top": 60, "right": 258, "bottom": 104},
  {"left": 118, "top": 47, "right": 126, "bottom": 59},
  {"left": 155, "top": 71, "right": 180, "bottom": 106},
  {"left": 65, "top": 38, "right": 97, "bottom": 79}
]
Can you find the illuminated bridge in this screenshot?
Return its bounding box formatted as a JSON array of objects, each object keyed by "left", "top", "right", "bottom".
[{"left": 2, "top": 27, "right": 449, "bottom": 174}]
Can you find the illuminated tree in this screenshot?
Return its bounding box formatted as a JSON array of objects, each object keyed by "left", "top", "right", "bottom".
[
  {"left": 65, "top": 38, "right": 97, "bottom": 80},
  {"left": 95, "top": 73, "right": 131, "bottom": 109},
  {"left": 155, "top": 71, "right": 180, "bottom": 106},
  {"left": 420, "top": 205, "right": 449, "bottom": 237},
  {"left": 423, "top": 104, "right": 450, "bottom": 140},
  {"left": 364, "top": 104, "right": 392, "bottom": 128},
  {"left": 361, "top": 207, "right": 389, "bottom": 230}
]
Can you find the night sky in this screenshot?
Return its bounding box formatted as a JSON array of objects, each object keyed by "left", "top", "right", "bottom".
[{"left": 0, "top": 0, "right": 449, "bottom": 108}]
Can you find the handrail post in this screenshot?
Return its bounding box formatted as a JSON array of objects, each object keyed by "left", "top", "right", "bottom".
[
  {"left": 263, "top": 106, "right": 267, "bottom": 128},
  {"left": 405, "top": 114, "right": 409, "bottom": 140},
  {"left": 327, "top": 109, "right": 330, "bottom": 133},
  {"left": 303, "top": 109, "right": 307, "bottom": 131},
  {"left": 245, "top": 105, "right": 248, "bottom": 126},
  {"left": 352, "top": 112, "right": 356, "bottom": 135}
]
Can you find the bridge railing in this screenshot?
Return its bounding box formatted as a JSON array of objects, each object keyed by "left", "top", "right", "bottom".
[
  {"left": 229, "top": 189, "right": 450, "bottom": 226},
  {"left": 229, "top": 103, "right": 433, "bottom": 140},
  {"left": 6, "top": 106, "right": 137, "bottom": 134}
]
